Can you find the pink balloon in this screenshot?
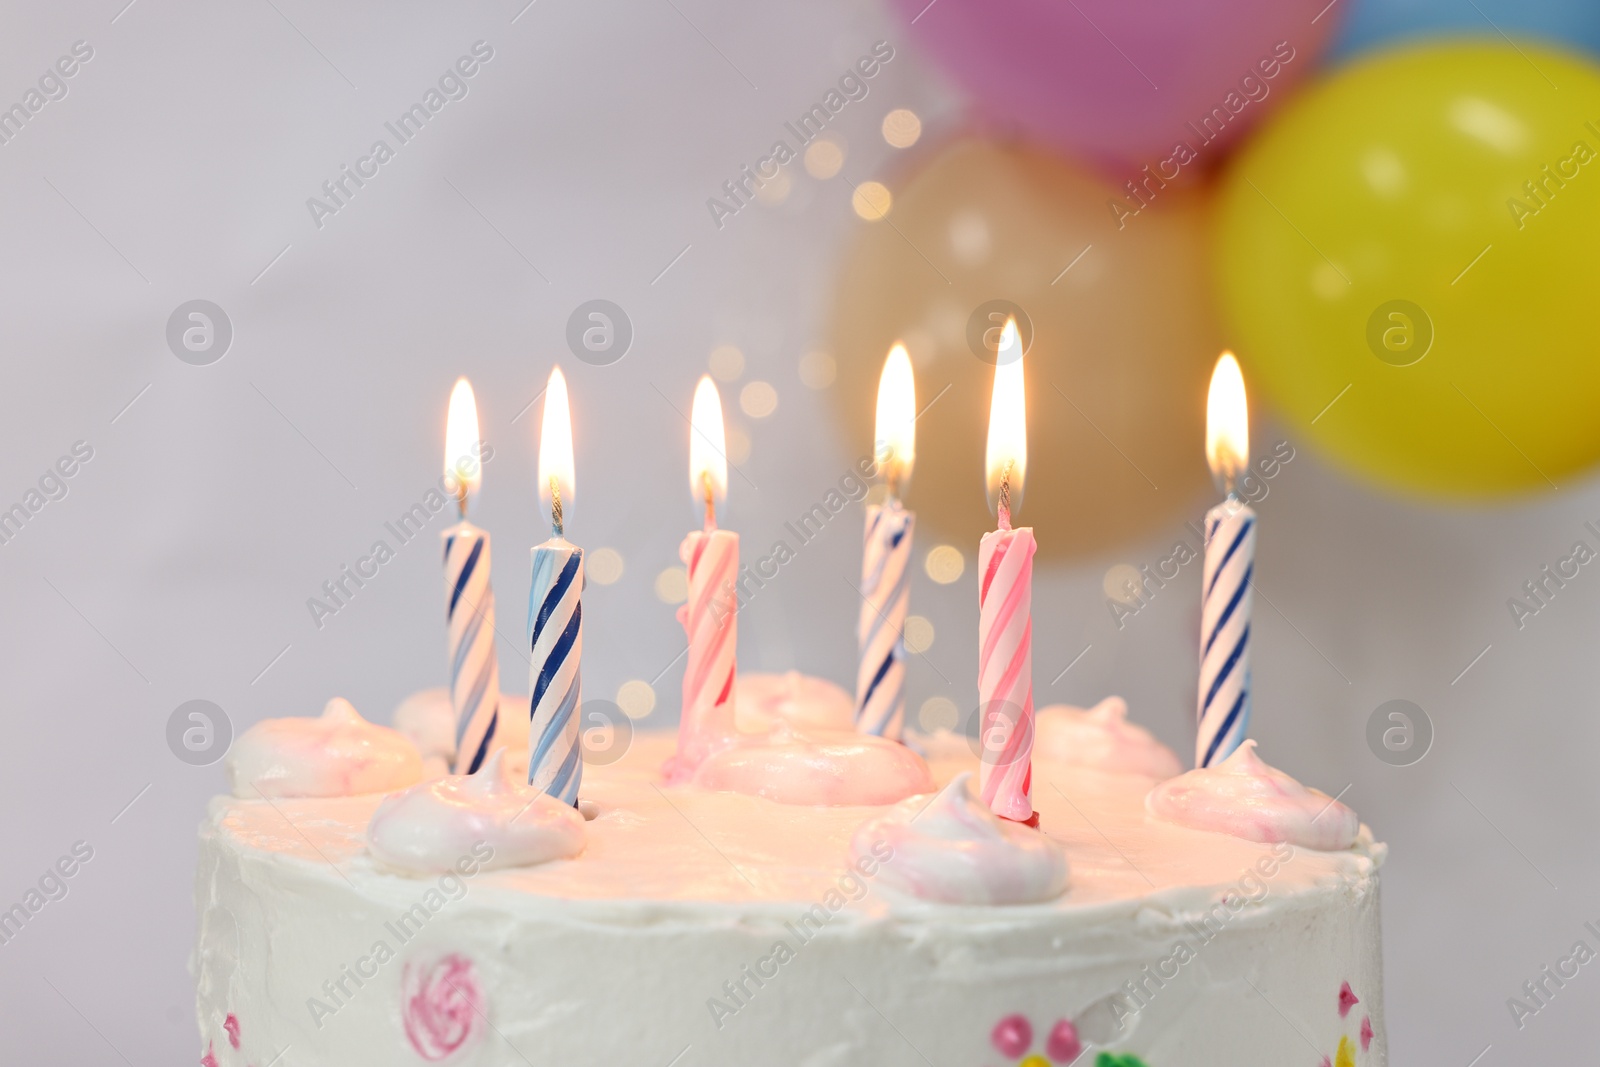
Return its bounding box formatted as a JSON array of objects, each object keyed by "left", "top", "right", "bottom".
[{"left": 889, "top": 0, "right": 1341, "bottom": 173}]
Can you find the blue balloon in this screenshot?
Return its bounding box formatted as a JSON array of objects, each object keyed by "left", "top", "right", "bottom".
[{"left": 1330, "top": 0, "right": 1600, "bottom": 61}]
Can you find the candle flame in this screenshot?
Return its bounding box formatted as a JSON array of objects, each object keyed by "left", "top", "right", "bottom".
[
  {"left": 1206, "top": 352, "right": 1250, "bottom": 490},
  {"left": 874, "top": 342, "right": 916, "bottom": 493},
  {"left": 688, "top": 375, "right": 728, "bottom": 517},
  {"left": 985, "top": 318, "right": 1027, "bottom": 518},
  {"left": 444, "top": 377, "right": 482, "bottom": 510},
  {"left": 537, "top": 366, "right": 575, "bottom": 532}
]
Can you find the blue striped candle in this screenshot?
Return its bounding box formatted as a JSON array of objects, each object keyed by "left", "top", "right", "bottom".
[
  {"left": 528, "top": 366, "right": 583, "bottom": 806},
  {"left": 855, "top": 499, "right": 913, "bottom": 738},
  {"left": 1196, "top": 497, "right": 1254, "bottom": 768},
  {"left": 528, "top": 539, "right": 583, "bottom": 805},
  {"left": 443, "top": 523, "right": 500, "bottom": 774},
  {"left": 856, "top": 342, "right": 918, "bottom": 741}
]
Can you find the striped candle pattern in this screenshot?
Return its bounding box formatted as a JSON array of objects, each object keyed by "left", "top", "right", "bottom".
[
  {"left": 670, "top": 528, "right": 738, "bottom": 781},
  {"left": 977, "top": 525, "right": 1036, "bottom": 822},
  {"left": 855, "top": 500, "right": 914, "bottom": 739},
  {"left": 528, "top": 539, "right": 583, "bottom": 805},
  {"left": 443, "top": 524, "right": 499, "bottom": 775},
  {"left": 1197, "top": 498, "right": 1255, "bottom": 768}
]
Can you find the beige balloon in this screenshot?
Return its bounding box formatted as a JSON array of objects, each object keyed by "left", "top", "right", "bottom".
[{"left": 828, "top": 139, "right": 1222, "bottom": 560}]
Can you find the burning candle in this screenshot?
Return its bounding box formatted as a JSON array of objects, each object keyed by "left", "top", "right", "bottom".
[
  {"left": 442, "top": 378, "right": 500, "bottom": 775},
  {"left": 977, "top": 320, "right": 1037, "bottom": 825},
  {"left": 666, "top": 377, "right": 739, "bottom": 783},
  {"left": 855, "top": 343, "right": 917, "bottom": 740},
  {"left": 1197, "top": 352, "right": 1254, "bottom": 769},
  {"left": 527, "top": 367, "right": 584, "bottom": 805}
]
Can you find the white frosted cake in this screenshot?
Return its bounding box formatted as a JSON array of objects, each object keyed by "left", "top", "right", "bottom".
[{"left": 193, "top": 678, "right": 1386, "bottom": 1067}]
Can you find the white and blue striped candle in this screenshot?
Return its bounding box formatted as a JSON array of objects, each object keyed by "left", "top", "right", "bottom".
[
  {"left": 1197, "top": 353, "right": 1254, "bottom": 769},
  {"left": 527, "top": 368, "right": 584, "bottom": 806},
  {"left": 442, "top": 378, "right": 500, "bottom": 775},
  {"left": 855, "top": 343, "right": 917, "bottom": 740}
]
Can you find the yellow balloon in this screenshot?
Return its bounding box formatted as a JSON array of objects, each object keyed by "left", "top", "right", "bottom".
[
  {"left": 1216, "top": 41, "right": 1600, "bottom": 497},
  {"left": 829, "top": 139, "right": 1222, "bottom": 560}
]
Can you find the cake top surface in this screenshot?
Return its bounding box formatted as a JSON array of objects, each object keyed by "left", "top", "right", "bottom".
[{"left": 207, "top": 732, "right": 1383, "bottom": 923}]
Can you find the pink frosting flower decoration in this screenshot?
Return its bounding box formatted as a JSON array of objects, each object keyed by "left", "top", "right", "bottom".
[
  {"left": 1045, "top": 1020, "right": 1082, "bottom": 1061},
  {"left": 1338, "top": 981, "right": 1359, "bottom": 1018},
  {"left": 990, "top": 1014, "right": 1081, "bottom": 1064},
  {"left": 992, "top": 1014, "right": 1032, "bottom": 1057},
  {"left": 401, "top": 954, "right": 485, "bottom": 1062}
]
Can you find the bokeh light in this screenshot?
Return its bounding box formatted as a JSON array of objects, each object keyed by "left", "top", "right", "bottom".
[
  {"left": 654, "top": 566, "right": 688, "bottom": 604},
  {"left": 882, "top": 108, "right": 922, "bottom": 148},
  {"left": 852, "top": 181, "right": 892, "bottom": 220},
  {"left": 740, "top": 381, "right": 778, "bottom": 419},
  {"left": 588, "top": 547, "right": 625, "bottom": 585},
  {"left": 617, "top": 680, "right": 656, "bottom": 719},
  {"left": 925, "top": 545, "right": 965, "bottom": 584}
]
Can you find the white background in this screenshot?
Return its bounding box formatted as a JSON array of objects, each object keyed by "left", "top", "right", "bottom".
[{"left": 0, "top": 1, "right": 1594, "bottom": 1064}]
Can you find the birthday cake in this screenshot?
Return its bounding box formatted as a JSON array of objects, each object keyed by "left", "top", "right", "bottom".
[{"left": 192, "top": 677, "right": 1387, "bottom": 1067}]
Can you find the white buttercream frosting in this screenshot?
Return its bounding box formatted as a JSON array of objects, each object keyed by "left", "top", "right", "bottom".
[
  {"left": 366, "top": 751, "right": 586, "bottom": 874},
  {"left": 1034, "top": 697, "right": 1182, "bottom": 779},
  {"left": 851, "top": 772, "right": 1068, "bottom": 904},
  {"left": 392, "top": 688, "right": 530, "bottom": 781},
  {"left": 733, "top": 671, "right": 855, "bottom": 733},
  {"left": 1145, "top": 740, "right": 1360, "bottom": 850},
  {"left": 692, "top": 723, "right": 934, "bottom": 806},
  {"left": 227, "top": 698, "right": 423, "bottom": 799},
  {"left": 196, "top": 733, "right": 1388, "bottom": 1067}
]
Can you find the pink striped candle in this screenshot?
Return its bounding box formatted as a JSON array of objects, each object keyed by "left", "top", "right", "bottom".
[
  {"left": 977, "top": 319, "right": 1036, "bottom": 825},
  {"left": 667, "top": 378, "right": 739, "bottom": 782},
  {"left": 977, "top": 517, "right": 1036, "bottom": 822}
]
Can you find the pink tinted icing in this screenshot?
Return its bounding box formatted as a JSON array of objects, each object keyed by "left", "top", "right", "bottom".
[
  {"left": 1360, "top": 1014, "right": 1374, "bottom": 1050},
  {"left": 223, "top": 1013, "right": 240, "bottom": 1049},
  {"left": 692, "top": 726, "right": 933, "bottom": 806},
  {"left": 851, "top": 773, "right": 1067, "bottom": 905},
  {"left": 366, "top": 750, "right": 585, "bottom": 874},
  {"left": 200, "top": 1042, "right": 218, "bottom": 1067},
  {"left": 401, "top": 954, "right": 485, "bottom": 1062},
  {"left": 1339, "top": 981, "right": 1360, "bottom": 1017},
  {"left": 1033, "top": 697, "right": 1182, "bottom": 779},
  {"left": 1145, "top": 741, "right": 1360, "bottom": 850},
  {"left": 226, "top": 697, "right": 422, "bottom": 799},
  {"left": 733, "top": 671, "right": 854, "bottom": 733}
]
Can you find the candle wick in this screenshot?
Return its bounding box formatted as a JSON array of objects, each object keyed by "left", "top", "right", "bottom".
[
  {"left": 998, "top": 460, "right": 1013, "bottom": 531},
  {"left": 702, "top": 471, "right": 716, "bottom": 531},
  {"left": 454, "top": 477, "right": 468, "bottom": 521},
  {"left": 1219, "top": 464, "right": 1242, "bottom": 505},
  {"left": 550, "top": 476, "right": 564, "bottom": 539},
  {"left": 1214, "top": 450, "right": 1246, "bottom": 502}
]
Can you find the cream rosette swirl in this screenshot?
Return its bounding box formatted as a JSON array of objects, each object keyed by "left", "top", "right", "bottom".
[
  {"left": 1034, "top": 696, "right": 1182, "bottom": 779},
  {"left": 1145, "top": 740, "right": 1359, "bottom": 850},
  {"left": 392, "top": 688, "right": 531, "bottom": 781},
  {"left": 693, "top": 722, "right": 934, "bottom": 806},
  {"left": 227, "top": 698, "right": 423, "bottom": 799},
  {"left": 850, "top": 772, "right": 1068, "bottom": 905},
  {"left": 733, "top": 671, "right": 855, "bottom": 734},
  {"left": 367, "top": 751, "right": 586, "bottom": 874}
]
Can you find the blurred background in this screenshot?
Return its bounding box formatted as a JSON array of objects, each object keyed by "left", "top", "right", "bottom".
[{"left": 2, "top": 0, "right": 1600, "bottom": 1062}]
